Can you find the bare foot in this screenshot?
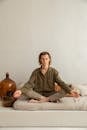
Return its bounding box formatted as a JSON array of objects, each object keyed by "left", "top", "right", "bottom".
[
  {"left": 28, "top": 99, "right": 39, "bottom": 103},
  {"left": 39, "top": 97, "right": 49, "bottom": 103},
  {"left": 28, "top": 97, "right": 49, "bottom": 103}
]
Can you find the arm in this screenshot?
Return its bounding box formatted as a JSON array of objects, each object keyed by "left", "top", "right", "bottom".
[
  {"left": 54, "top": 69, "right": 72, "bottom": 93},
  {"left": 54, "top": 69, "right": 80, "bottom": 97},
  {"left": 20, "top": 71, "right": 36, "bottom": 93},
  {"left": 13, "top": 71, "right": 36, "bottom": 99}
]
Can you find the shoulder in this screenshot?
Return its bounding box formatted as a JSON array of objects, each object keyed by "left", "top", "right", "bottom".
[
  {"left": 49, "top": 67, "right": 58, "bottom": 72},
  {"left": 31, "top": 68, "right": 40, "bottom": 74},
  {"left": 49, "top": 67, "right": 59, "bottom": 73}
]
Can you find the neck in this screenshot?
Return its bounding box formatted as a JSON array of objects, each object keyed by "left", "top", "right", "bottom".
[
  {"left": 41, "top": 64, "right": 49, "bottom": 69},
  {"left": 41, "top": 65, "right": 49, "bottom": 75}
]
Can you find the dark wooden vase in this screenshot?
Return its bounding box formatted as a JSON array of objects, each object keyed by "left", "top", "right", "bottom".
[{"left": 0, "top": 73, "right": 16, "bottom": 107}]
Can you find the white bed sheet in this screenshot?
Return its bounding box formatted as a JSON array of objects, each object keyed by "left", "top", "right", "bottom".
[
  {"left": 1, "top": 84, "right": 87, "bottom": 127},
  {"left": 0, "top": 96, "right": 87, "bottom": 128},
  {"left": 0, "top": 106, "right": 87, "bottom": 127}
]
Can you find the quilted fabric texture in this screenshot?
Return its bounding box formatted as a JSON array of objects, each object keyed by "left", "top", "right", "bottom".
[{"left": 13, "top": 96, "right": 87, "bottom": 111}]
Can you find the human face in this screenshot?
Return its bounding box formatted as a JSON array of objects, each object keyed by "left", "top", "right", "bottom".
[{"left": 40, "top": 54, "right": 50, "bottom": 68}]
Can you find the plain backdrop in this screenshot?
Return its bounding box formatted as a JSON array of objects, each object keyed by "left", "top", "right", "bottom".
[
  {"left": 0, "top": 0, "right": 87, "bottom": 85},
  {"left": 0, "top": 1, "right": 87, "bottom": 129}
]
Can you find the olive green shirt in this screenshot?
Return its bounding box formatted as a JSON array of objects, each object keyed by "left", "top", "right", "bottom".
[{"left": 21, "top": 67, "right": 72, "bottom": 94}]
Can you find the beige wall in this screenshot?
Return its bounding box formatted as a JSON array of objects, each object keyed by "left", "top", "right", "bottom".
[{"left": 0, "top": 0, "right": 87, "bottom": 85}]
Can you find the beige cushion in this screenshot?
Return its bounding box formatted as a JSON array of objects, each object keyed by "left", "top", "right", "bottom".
[{"left": 13, "top": 96, "right": 87, "bottom": 111}]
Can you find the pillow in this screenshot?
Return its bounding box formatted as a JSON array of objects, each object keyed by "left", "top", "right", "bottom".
[
  {"left": 71, "top": 84, "right": 87, "bottom": 96},
  {"left": 13, "top": 97, "right": 79, "bottom": 110},
  {"left": 13, "top": 96, "right": 87, "bottom": 110}
]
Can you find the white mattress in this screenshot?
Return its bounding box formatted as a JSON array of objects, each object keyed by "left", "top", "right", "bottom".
[
  {"left": 0, "top": 106, "right": 87, "bottom": 127},
  {"left": 0, "top": 96, "right": 87, "bottom": 127}
]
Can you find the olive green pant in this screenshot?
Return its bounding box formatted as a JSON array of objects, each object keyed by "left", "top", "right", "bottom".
[{"left": 20, "top": 89, "right": 66, "bottom": 102}]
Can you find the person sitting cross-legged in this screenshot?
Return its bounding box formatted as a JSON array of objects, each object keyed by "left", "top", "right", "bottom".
[{"left": 13, "top": 51, "right": 80, "bottom": 103}]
